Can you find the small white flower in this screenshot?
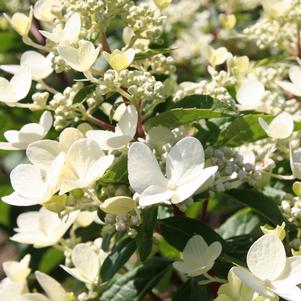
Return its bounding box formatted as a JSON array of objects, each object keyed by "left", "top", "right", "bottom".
[
  {"left": 233, "top": 233, "right": 301, "bottom": 301},
  {"left": 100, "top": 196, "right": 137, "bottom": 216},
  {"left": 4, "top": 8, "right": 33, "bottom": 37},
  {"left": 0, "top": 278, "right": 25, "bottom": 301},
  {"left": 18, "top": 271, "right": 68, "bottom": 301},
  {"left": 103, "top": 49, "right": 135, "bottom": 71},
  {"left": 173, "top": 235, "right": 222, "bottom": 277},
  {"left": 236, "top": 79, "right": 265, "bottom": 111},
  {"left": 3, "top": 255, "right": 31, "bottom": 283},
  {"left": 40, "top": 12, "right": 81, "bottom": 45},
  {"left": 10, "top": 207, "right": 78, "bottom": 248},
  {"left": 58, "top": 40, "right": 100, "bottom": 72},
  {"left": 61, "top": 243, "right": 102, "bottom": 285},
  {"left": 0, "top": 66, "right": 32, "bottom": 104},
  {"left": 259, "top": 112, "right": 294, "bottom": 139},
  {"left": 0, "top": 111, "right": 53, "bottom": 151},
  {"left": 153, "top": 0, "right": 172, "bottom": 10},
  {"left": 34, "top": 0, "right": 61, "bottom": 22},
  {"left": 1, "top": 51, "right": 53, "bottom": 81},
  {"left": 87, "top": 105, "right": 138, "bottom": 150},
  {"left": 59, "top": 138, "right": 114, "bottom": 194},
  {"left": 261, "top": 0, "right": 292, "bottom": 18},
  {"left": 278, "top": 66, "right": 301, "bottom": 97},
  {"left": 128, "top": 137, "right": 218, "bottom": 206},
  {"left": 202, "top": 46, "right": 229, "bottom": 67},
  {"left": 2, "top": 152, "right": 65, "bottom": 206}
]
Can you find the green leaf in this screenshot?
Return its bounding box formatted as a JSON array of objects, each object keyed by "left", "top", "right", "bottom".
[
  {"left": 38, "top": 248, "right": 64, "bottom": 273},
  {"left": 136, "top": 207, "right": 158, "bottom": 261},
  {"left": 0, "top": 32, "right": 23, "bottom": 53},
  {"left": 168, "top": 94, "right": 214, "bottom": 109},
  {"left": 73, "top": 85, "right": 95, "bottom": 104},
  {"left": 217, "top": 208, "right": 261, "bottom": 239},
  {"left": 224, "top": 189, "right": 285, "bottom": 226},
  {"left": 172, "top": 278, "right": 212, "bottom": 301},
  {"left": 98, "top": 155, "right": 128, "bottom": 185},
  {"left": 99, "top": 257, "right": 171, "bottom": 301},
  {"left": 100, "top": 237, "right": 137, "bottom": 282},
  {"left": 134, "top": 48, "right": 172, "bottom": 60},
  {"left": 159, "top": 239, "right": 180, "bottom": 259},
  {"left": 144, "top": 108, "right": 224, "bottom": 130}
]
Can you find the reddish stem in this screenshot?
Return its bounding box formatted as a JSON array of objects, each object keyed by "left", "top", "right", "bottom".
[
  {"left": 200, "top": 199, "right": 209, "bottom": 222},
  {"left": 101, "top": 34, "right": 112, "bottom": 53},
  {"left": 135, "top": 100, "right": 146, "bottom": 139},
  {"left": 31, "top": 19, "right": 45, "bottom": 45},
  {"left": 87, "top": 115, "right": 115, "bottom": 131}
]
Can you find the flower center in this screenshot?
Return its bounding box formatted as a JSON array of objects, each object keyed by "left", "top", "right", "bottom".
[{"left": 168, "top": 182, "right": 177, "bottom": 191}]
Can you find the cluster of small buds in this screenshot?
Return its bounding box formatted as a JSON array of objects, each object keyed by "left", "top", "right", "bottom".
[
  {"left": 281, "top": 194, "right": 301, "bottom": 225},
  {"left": 142, "top": 54, "right": 176, "bottom": 75},
  {"left": 51, "top": 53, "right": 70, "bottom": 73},
  {"left": 126, "top": 4, "right": 165, "bottom": 40},
  {"left": 279, "top": 0, "right": 301, "bottom": 24},
  {"left": 49, "top": 82, "right": 83, "bottom": 130},
  {"left": 32, "top": 91, "right": 50, "bottom": 107},
  {"left": 62, "top": 0, "right": 105, "bottom": 16},
  {"left": 98, "top": 69, "right": 165, "bottom": 103},
  {"left": 217, "top": 0, "right": 259, "bottom": 12},
  {"left": 105, "top": 0, "right": 133, "bottom": 17}
]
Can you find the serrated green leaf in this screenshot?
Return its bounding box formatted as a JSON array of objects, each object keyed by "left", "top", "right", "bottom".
[
  {"left": 224, "top": 189, "right": 285, "bottom": 226},
  {"left": 100, "top": 237, "right": 137, "bottom": 282},
  {"left": 99, "top": 257, "right": 171, "bottom": 301}
]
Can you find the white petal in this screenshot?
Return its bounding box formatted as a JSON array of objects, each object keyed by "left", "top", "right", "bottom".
[
  {"left": 71, "top": 244, "right": 100, "bottom": 283},
  {"left": 60, "top": 265, "right": 89, "bottom": 283},
  {"left": 128, "top": 142, "right": 167, "bottom": 194},
  {"left": 0, "top": 142, "right": 25, "bottom": 150},
  {"left": 57, "top": 45, "right": 80, "bottom": 69},
  {"left": 166, "top": 137, "right": 205, "bottom": 185},
  {"left": 2, "top": 192, "right": 41, "bottom": 206},
  {"left": 206, "top": 241, "right": 223, "bottom": 263},
  {"left": 33, "top": 0, "right": 60, "bottom": 22},
  {"left": 247, "top": 234, "right": 286, "bottom": 281},
  {"left": 39, "top": 111, "right": 53, "bottom": 134},
  {"left": 26, "top": 140, "right": 61, "bottom": 168},
  {"left": 3, "top": 255, "right": 31, "bottom": 282},
  {"left": 18, "top": 123, "right": 45, "bottom": 143},
  {"left": 10, "top": 66, "right": 32, "bottom": 101},
  {"left": 273, "top": 283, "right": 301, "bottom": 301},
  {"left": 124, "top": 48, "right": 136, "bottom": 65},
  {"left": 268, "top": 112, "right": 294, "bottom": 139},
  {"left": 0, "top": 64, "right": 20, "bottom": 75},
  {"left": 78, "top": 42, "right": 99, "bottom": 71},
  {"left": 278, "top": 80, "right": 301, "bottom": 97},
  {"left": 0, "top": 280, "right": 24, "bottom": 301},
  {"left": 290, "top": 146, "right": 301, "bottom": 179},
  {"left": 39, "top": 29, "right": 62, "bottom": 43},
  {"left": 232, "top": 267, "right": 275, "bottom": 298},
  {"left": 4, "top": 130, "right": 19, "bottom": 143},
  {"left": 58, "top": 127, "right": 84, "bottom": 151},
  {"left": 63, "top": 13, "right": 81, "bottom": 44},
  {"left": 100, "top": 196, "right": 137, "bottom": 215},
  {"left": 0, "top": 77, "right": 15, "bottom": 103},
  {"left": 277, "top": 257, "right": 301, "bottom": 285},
  {"left": 289, "top": 66, "right": 301, "bottom": 89},
  {"left": 35, "top": 271, "right": 67, "bottom": 301},
  {"left": 173, "top": 166, "right": 218, "bottom": 203},
  {"left": 139, "top": 185, "right": 173, "bottom": 207},
  {"left": 16, "top": 211, "right": 39, "bottom": 231},
  {"left": 237, "top": 79, "right": 265, "bottom": 110},
  {"left": 116, "top": 104, "right": 138, "bottom": 137},
  {"left": 21, "top": 51, "right": 53, "bottom": 80}
]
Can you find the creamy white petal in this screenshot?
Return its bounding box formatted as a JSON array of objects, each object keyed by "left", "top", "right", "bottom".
[
  {"left": 63, "top": 13, "right": 81, "bottom": 44},
  {"left": 60, "top": 265, "right": 88, "bottom": 283},
  {"left": 33, "top": 0, "right": 60, "bottom": 22},
  {"left": 10, "top": 66, "right": 32, "bottom": 101},
  {"left": 278, "top": 80, "right": 301, "bottom": 97},
  {"left": 39, "top": 111, "right": 53, "bottom": 134},
  {"left": 18, "top": 123, "right": 45, "bottom": 143},
  {"left": 100, "top": 196, "right": 137, "bottom": 215},
  {"left": 128, "top": 142, "right": 167, "bottom": 194},
  {"left": 289, "top": 66, "right": 301, "bottom": 90},
  {"left": 247, "top": 234, "right": 286, "bottom": 281},
  {"left": 116, "top": 104, "right": 138, "bottom": 137},
  {"left": 58, "top": 127, "right": 84, "bottom": 152},
  {"left": 0, "top": 64, "right": 20, "bottom": 75},
  {"left": 2, "top": 192, "right": 41, "bottom": 206},
  {"left": 139, "top": 185, "right": 172, "bottom": 207},
  {"left": 273, "top": 283, "right": 301, "bottom": 301},
  {"left": 277, "top": 257, "right": 301, "bottom": 285}
]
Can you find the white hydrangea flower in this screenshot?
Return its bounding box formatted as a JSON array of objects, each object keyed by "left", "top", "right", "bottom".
[
  {"left": 34, "top": 0, "right": 61, "bottom": 22},
  {"left": 1, "top": 51, "right": 53, "bottom": 81},
  {"left": 87, "top": 105, "right": 138, "bottom": 150},
  {"left": 40, "top": 13, "right": 81, "bottom": 45},
  {"left": 61, "top": 243, "right": 102, "bottom": 285},
  {"left": 290, "top": 145, "right": 301, "bottom": 179},
  {"left": 173, "top": 235, "right": 222, "bottom": 277},
  {"left": 233, "top": 233, "right": 301, "bottom": 301},
  {"left": 18, "top": 271, "right": 68, "bottom": 301},
  {"left": 261, "top": 0, "right": 292, "bottom": 18},
  {"left": 3, "top": 255, "right": 31, "bottom": 283},
  {"left": 103, "top": 49, "right": 136, "bottom": 71},
  {"left": 59, "top": 138, "right": 114, "bottom": 194},
  {"left": 236, "top": 79, "right": 265, "bottom": 111},
  {"left": 0, "top": 111, "right": 53, "bottom": 151},
  {"left": 58, "top": 40, "right": 100, "bottom": 72},
  {"left": 128, "top": 137, "right": 218, "bottom": 206},
  {"left": 278, "top": 66, "right": 301, "bottom": 97},
  {"left": 4, "top": 8, "right": 33, "bottom": 37},
  {"left": 153, "top": 0, "right": 172, "bottom": 10},
  {"left": 11, "top": 207, "right": 78, "bottom": 248},
  {"left": 202, "top": 46, "right": 229, "bottom": 67},
  {"left": 0, "top": 279, "right": 25, "bottom": 301},
  {"left": 2, "top": 152, "right": 65, "bottom": 206},
  {"left": 258, "top": 112, "right": 294, "bottom": 139},
  {"left": 0, "top": 66, "right": 32, "bottom": 104}
]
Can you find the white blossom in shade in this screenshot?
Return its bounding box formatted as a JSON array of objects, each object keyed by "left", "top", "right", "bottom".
[
  {"left": 290, "top": 144, "right": 301, "bottom": 179},
  {"left": 2, "top": 152, "right": 65, "bottom": 206},
  {"left": 0, "top": 66, "right": 32, "bottom": 104},
  {"left": 0, "top": 279, "right": 25, "bottom": 301},
  {"left": 34, "top": 0, "right": 61, "bottom": 22},
  {"left": 59, "top": 139, "right": 114, "bottom": 194},
  {"left": 58, "top": 41, "right": 100, "bottom": 72},
  {"left": 258, "top": 112, "right": 294, "bottom": 139},
  {"left": 261, "top": 0, "right": 292, "bottom": 18},
  {"left": 4, "top": 8, "right": 33, "bottom": 37},
  {"left": 61, "top": 243, "right": 101, "bottom": 285},
  {"left": 3, "top": 255, "right": 31, "bottom": 282},
  {"left": 202, "top": 46, "right": 229, "bottom": 67},
  {"left": 1, "top": 51, "right": 53, "bottom": 81},
  {"left": 100, "top": 196, "right": 137, "bottom": 216},
  {"left": 128, "top": 137, "right": 218, "bottom": 207},
  {"left": 236, "top": 79, "right": 265, "bottom": 111},
  {"left": 103, "top": 49, "right": 135, "bottom": 71},
  {"left": 87, "top": 105, "right": 138, "bottom": 150},
  {"left": 278, "top": 66, "right": 301, "bottom": 97},
  {"left": 0, "top": 111, "right": 53, "bottom": 151},
  {"left": 232, "top": 233, "right": 301, "bottom": 301},
  {"left": 18, "top": 271, "right": 69, "bottom": 301},
  {"left": 40, "top": 13, "right": 80, "bottom": 45},
  {"left": 173, "top": 235, "right": 222, "bottom": 277},
  {"left": 10, "top": 207, "right": 78, "bottom": 248},
  {"left": 26, "top": 127, "right": 84, "bottom": 169}
]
